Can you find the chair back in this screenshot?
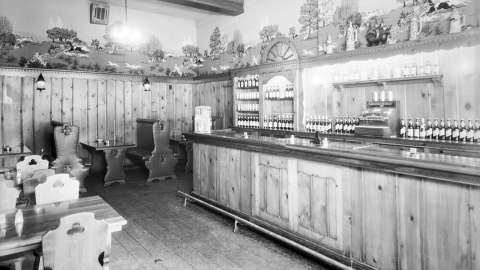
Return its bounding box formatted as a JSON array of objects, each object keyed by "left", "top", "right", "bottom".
[
  {"left": 0, "top": 180, "right": 19, "bottom": 212},
  {"left": 42, "top": 212, "right": 109, "bottom": 270},
  {"left": 35, "top": 174, "right": 79, "bottom": 205},
  {"left": 16, "top": 155, "right": 49, "bottom": 180},
  {"left": 54, "top": 124, "right": 79, "bottom": 157},
  {"left": 136, "top": 119, "right": 156, "bottom": 151},
  {"left": 23, "top": 169, "right": 55, "bottom": 195},
  {"left": 153, "top": 120, "right": 170, "bottom": 152}
]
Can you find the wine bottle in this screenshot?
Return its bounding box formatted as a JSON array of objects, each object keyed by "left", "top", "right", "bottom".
[
  {"left": 439, "top": 119, "right": 446, "bottom": 140},
  {"left": 426, "top": 119, "right": 433, "bottom": 140},
  {"left": 414, "top": 119, "right": 420, "bottom": 139},
  {"left": 467, "top": 120, "right": 474, "bottom": 143},
  {"left": 432, "top": 119, "right": 439, "bottom": 140},
  {"left": 419, "top": 118, "right": 426, "bottom": 139},
  {"left": 459, "top": 119, "right": 467, "bottom": 142},
  {"left": 452, "top": 120, "right": 460, "bottom": 142},
  {"left": 407, "top": 119, "right": 414, "bottom": 139}
]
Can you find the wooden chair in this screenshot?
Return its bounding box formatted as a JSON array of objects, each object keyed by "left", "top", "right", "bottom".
[
  {"left": 23, "top": 169, "right": 56, "bottom": 196},
  {"left": 0, "top": 180, "right": 19, "bottom": 212},
  {"left": 37, "top": 212, "right": 110, "bottom": 270},
  {"left": 127, "top": 119, "right": 177, "bottom": 182},
  {"left": 35, "top": 174, "right": 79, "bottom": 205},
  {"left": 0, "top": 180, "right": 23, "bottom": 270},
  {"left": 15, "top": 155, "right": 49, "bottom": 181},
  {"left": 52, "top": 124, "right": 88, "bottom": 193}
]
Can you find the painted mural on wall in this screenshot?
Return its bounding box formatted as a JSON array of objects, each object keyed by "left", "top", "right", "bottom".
[{"left": 0, "top": 0, "right": 476, "bottom": 77}]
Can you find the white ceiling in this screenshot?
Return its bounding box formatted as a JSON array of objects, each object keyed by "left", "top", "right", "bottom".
[{"left": 109, "top": 0, "right": 218, "bottom": 20}]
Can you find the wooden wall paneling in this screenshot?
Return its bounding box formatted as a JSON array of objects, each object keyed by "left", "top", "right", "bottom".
[
  {"left": 72, "top": 78, "right": 88, "bottom": 156},
  {"left": 327, "top": 85, "right": 336, "bottom": 117},
  {"left": 295, "top": 161, "right": 343, "bottom": 249},
  {"left": 97, "top": 80, "right": 107, "bottom": 140},
  {"left": 239, "top": 150, "right": 252, "bottom": 215},
  {"left": 227, "top": 148, "right": 241, "bottom": 211},
  {"left": 216, "top": 146, "right": 228, "bottom": 206},
  {"left": 87, "top": 80, "right": 98, "bottom": 143},
  {"left": 166, "top": 83, "right": 174, "bottom": 137},
  {"left": 428, "top": 82, "right": 444, "bottom": 119},
  {"left": 2, "top": 76, "right": 22, "bottom": 166},
  {"left": 192, "top": 143, "right": 200, "bottom": 194},
  {"left": 115, "top": 80, "right": 125, "bottom": 144},
  {"left": 405, "top": 82, "right": 430, "bottom": 119},
  {"left": 397, "top": 175, "right": 422, "bottom": 270},
  {"left": 124, "top": 81, "right": 133, "bottom": 144},
  {"left": 131, "top": 81, "right": 143, "bottom": 144},
  {"left": 142, "top": 81, "right": 152, "bottom": 119},
  {"left": 106, "top": 79, "right": 116, "bottom": 141},
  {"left": 197, "top": 143, "right": 208, "bottom": 197},
  {"left": 33, "top": 76, "right": 51, "bottom": 155},
  {"left": 207, "top": 144, "right": 217, "bottom": 201},
  {"left": 183, "top": 84, "right": 193, "bottom": 132},
  {"left": 158, "top": 83, "right": 167, "bottom": 121},
  {"left": 61, "top": 78, "right": 73, "bottom": 124},
  {"left": 151, "top": 82, "right": 160, "bottom": 119},
  {"left": 339, "top": 87, "right": 366, "bottom": 116},
  {"left": 21, "top": 77, "right": 34, "bottom": 151},
  {"left": 256, "top": 154, "right": 289, "bottom": 228},
  {"left": 50, "top": 77, "right": 63, "bottom": 122},
  {"left": 362, "top": 170, "right": 397, "bottom": 270},
  {"left": 0, "top": 76, "right": 3, "bottom": 153},
  {"left": 225, "top": 81, "right": 234, "bottom": 128},
  {"left": 341, "top": 167, "right": 361, "bottom": 258},
  {"left": 421, "top": 179, "right": 470, "bottom": 270},
  {"left": 251, "top": 153, "right": 260, "bottom": 217},
  {"left": 440, "top": 50, "right": 459, "bottom": 119},
  {"left": 471, "top": 186, "right": 480, "bottom": 270},
  {"left": 456, "top": 47, "right": 477, "bottom": 120}
]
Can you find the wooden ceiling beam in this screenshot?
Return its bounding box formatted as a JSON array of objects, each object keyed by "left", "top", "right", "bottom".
[{"left": 155, "top": 0, "right": 244, "bottom": 15}]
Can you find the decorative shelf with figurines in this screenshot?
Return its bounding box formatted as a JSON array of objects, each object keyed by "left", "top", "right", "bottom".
[{"left": 332, "top": 62, "right": 443, "bottom": 89}]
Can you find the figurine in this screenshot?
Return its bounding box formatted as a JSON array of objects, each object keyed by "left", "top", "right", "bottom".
[
  {"left": 409, "top": 6, "right": 423, "bottom": 41},
  {"left": 449, "top": 8, "right": 465, "bottom": 34},
  {"left": 325, "top": 35, "right": 335, "bottom": 54},
  {"left": 346, "top": 21, "right": 358, "bottom": 52}
]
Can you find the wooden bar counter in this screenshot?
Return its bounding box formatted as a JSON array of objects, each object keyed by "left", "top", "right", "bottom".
[{"left": 184, "top": 130, "right": 480, "bottom": 270}]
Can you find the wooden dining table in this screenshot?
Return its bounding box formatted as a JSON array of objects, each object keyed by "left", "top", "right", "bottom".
[
  {"left": 80, "top": 141, "right": 136, "bottom": 187},
  {"left": 0, "top": 196, "right": 127, "bottom": 257}
]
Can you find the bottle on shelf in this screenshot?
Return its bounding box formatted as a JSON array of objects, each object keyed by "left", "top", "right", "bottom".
[
  {"left": 474, "top": 120, "right": 480, "bottom": 143},
  {"left": 439, "top": 119, "right": 446, "bottom": 140},
  {"left": 433, "top": 119, "right": 440, "bottom": 140},
  {"left": 445, "top": 119, "right": 452, "bottom": 141},
  {"left": 400, "top": 119, "right": 406, "bottom": 138},
  {"left": 419, "top": 118, "right": 426, "bottom": 139},
  {"left": 452, "top": 120, "right": 460, "bottom": 142},
  {"left": 425, "top": 119, "right": 433, "bottom": 140},
  {"left": 467, "top": 120, "right": 474, "bottom": 143},
  {"left": 413, "top": 118, "right": 420, "bottom": 139},
  {"left": 459, "top": 119, "right": 467, "bottom": 142},
  {"left": 407, "top": 119, "right": 414, "bottom": 139}
]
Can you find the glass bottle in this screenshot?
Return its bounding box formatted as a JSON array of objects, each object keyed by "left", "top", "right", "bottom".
[
  {"left": 452, "top": 120, "right": 460, "bottom": 142},
  {"left": 439, "top": 119, "right": 446, "bottom": 140},
  {"left": 426, "top": 119, "right": 433, "bottom": 140},
  {"left": 474, "top": 120, "right": 480, "bottom": 143},
  {"left": 459, "top": 119, "right": 467, "bottom": 142},
  {"left": 414, "top": 118, "right": 420, "bottom": 139},
  {"left": 467, "top": 120, "right": 474, "bottom": 142},
  {"left": 407, "top": 119, "right": 414, "bottom": 139},
  {"left": 419, "top": 118, "right": 426, "bottom": 139},
  {"left": 432, "top": 119, "right": 440, "bottom": 140},
  {"left": 445, "top": 119, "right": 452, "bottom": 141}
]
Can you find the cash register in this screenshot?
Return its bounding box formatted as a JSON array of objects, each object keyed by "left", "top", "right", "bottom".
[{"left": 355, "top": 100, "right": 400, "bottom": 137}]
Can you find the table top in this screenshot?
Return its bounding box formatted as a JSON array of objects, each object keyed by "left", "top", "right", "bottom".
[
  {"left": 0, "top": 196, "right": 127, "bottom": 257},
  {"left": 0, "top": 146, "right": 32, "bottom": 157},
  {"left": 80, "top": 141, "right": 136, "bottom": 151}
]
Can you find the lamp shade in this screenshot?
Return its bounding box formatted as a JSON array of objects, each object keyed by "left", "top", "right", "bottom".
[
  {"left": 36, "top": 73, "right": 46, "bottom": 91},
  {"left": 143, "top": 77, "right": 151, "bottom": 91}
]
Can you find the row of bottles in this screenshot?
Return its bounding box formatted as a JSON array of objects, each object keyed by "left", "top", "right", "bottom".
[
  {"left": 399, "top": 118, "right": 480, "bottom": 143},
  {"left": 236, "top": 91, "right": 260, "bottom": 100},
  {"left": 306, "top": 116, "right": 360, "bottom": 134},
  {"left": 236, "top": 103, "right": 259, "bottom": 112},
  {"left": 264, "top": 84, "right": 295, "bottom": 100},
  {"left": 264, "top": 114, "right": 295, "bottom": 131},
  {"left": 237, "top": 114, "right": 260, "bottom": 129},
  {"left": 236, "top": 75, "right": 259, "bottom": 89}
]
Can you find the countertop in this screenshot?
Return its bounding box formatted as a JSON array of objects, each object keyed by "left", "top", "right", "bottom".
[{"left": 184, "top": 130, "right": 480, "bottom": 186}]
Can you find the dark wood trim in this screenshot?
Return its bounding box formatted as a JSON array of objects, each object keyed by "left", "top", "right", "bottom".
[
  {"left": 156, "top": 0, "right": 244, "bottom": 15},
  {"left": 184, "top": 132, "right": 480, "bottom": 186}
]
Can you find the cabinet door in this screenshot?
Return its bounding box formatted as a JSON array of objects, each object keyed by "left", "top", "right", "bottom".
[
  {"left": 294, "top": 160, "right": 343, "bottom": 250},
  {"left": 252, "top": 154, "right": 290, "bottom": 229}
]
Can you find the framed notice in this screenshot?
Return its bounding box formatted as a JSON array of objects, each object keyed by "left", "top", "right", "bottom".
[{"left": 90, "top": 0, "right": 110, "bottom": 25}]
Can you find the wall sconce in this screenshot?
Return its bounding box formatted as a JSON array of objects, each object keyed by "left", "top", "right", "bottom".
[
  {"left": 143, "top": 77, "right": 151, "bottom": 91},
  {"left": 36, "top": 73, "right": 46, "bottom": 91}
]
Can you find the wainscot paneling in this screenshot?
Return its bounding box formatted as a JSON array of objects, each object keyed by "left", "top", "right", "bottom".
[{"left": 0, "top": 68, "right": 233, "bottom": 166}]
